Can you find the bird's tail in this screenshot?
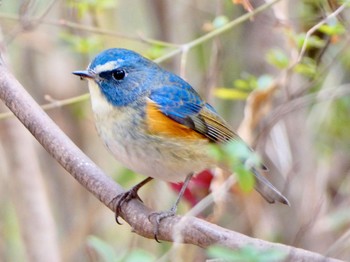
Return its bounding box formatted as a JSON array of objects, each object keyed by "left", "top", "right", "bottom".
[{"left": 252, "top": 168, "right": 290, "bottom": 206}]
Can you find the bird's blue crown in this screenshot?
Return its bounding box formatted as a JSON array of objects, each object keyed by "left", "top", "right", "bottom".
[
  {"left": 88, "top": 48, "right": 161, "bottom": 107},
  {"left": 88, "top": 48, "right": 154, "bottom": 71}
]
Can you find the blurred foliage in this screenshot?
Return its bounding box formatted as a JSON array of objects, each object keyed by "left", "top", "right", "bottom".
[
  {"left": 67, "top": 0, "right": 117, "bottom": 17},
  {"left": 265, "top": 48, "right": 290, "bottom": 69},
  {"left": 87, "top": 236, "right": 155, "bottom": 262},
  {"left": 207, "top": 245, "right": 287, "bottom": 262},
  {"left": 60, "top": 33, "right": 103, "bottom": 54},
  {"left": 318, "top": 21, "right": 346, "bottom": 36},
  {"left": 212, "top": 15, "right": 230, "bottom": 29},
  {"left": 2, "top": 205, "right": 25, "bottom": 262},
  {"left": 209, "top": 140, "right": 263, "bottom": 191},
  {"left": 87, "top": 236, "right": 117, "bottom": 262},
  {"left": 215, "top": 74, "right": 274, "bottom": 100},
  {"left": 294, "top": 57, "right": 318, "bottom": 78},
  {"left": 143, "top": 45, "right": 168, "bottom": 60},
  {"left": 320, "top": 97, "right": 350, "bottom": 149},
  {"left": 294, "top": 33, "right": 326, "bottom": 50}
]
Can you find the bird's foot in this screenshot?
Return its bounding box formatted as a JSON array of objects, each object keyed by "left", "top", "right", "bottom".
[
  {"left": 110, "top": 177, "right": 153, "bottom": 224},
  {"left": 148, "top": 206, "right": 177, "bottom": 242},
  {"left": 112, "top": 188, "right": 143, "bottom": 224},
  {"left": 147, "top": 174, "right": 193, "bottom": 242}
]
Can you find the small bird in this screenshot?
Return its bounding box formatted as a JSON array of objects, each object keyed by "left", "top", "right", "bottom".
[{"left": 73, "top": 48, "right": 289, "bottom": 234}]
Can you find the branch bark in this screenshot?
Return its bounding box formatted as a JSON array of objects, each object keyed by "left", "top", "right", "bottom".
[{"left": 0, "top": 62, "right": 343, "bottom": 262}]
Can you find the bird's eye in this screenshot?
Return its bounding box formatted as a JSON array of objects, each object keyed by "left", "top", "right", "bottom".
[{"left": 112, "top": 69, "right": 126, "bottom": 81}]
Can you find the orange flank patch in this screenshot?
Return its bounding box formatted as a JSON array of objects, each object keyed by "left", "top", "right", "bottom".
[{"left": 146, "top": 101, "right": 206, "bottom": 140}]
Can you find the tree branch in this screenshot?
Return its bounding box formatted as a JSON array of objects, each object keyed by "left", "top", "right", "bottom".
[{"left": 0, "top": 62, "right": 342, "bottom": 262}]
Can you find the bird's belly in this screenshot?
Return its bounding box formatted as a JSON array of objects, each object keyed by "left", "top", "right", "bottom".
[{"left": 95, "top": 113, "right": 213, "bottom": 182}]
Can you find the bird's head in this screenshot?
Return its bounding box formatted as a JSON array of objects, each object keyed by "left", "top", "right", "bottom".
[{"left": 73, "top": 48, "right": 160, "bottom": 107}]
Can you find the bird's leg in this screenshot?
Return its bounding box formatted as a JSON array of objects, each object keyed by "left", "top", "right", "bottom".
[
  {"left": 112, "top": 177, "right": 153, "bottom": 224},
  {"left": 148, "top": 173, "right": 193, "bottom": 242}
]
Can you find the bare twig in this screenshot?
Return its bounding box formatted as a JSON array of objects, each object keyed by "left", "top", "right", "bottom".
[
  {"left": 6, "top": 0, "right": 57, "bottom": 43},
  {"left": 295, "top": 2, "right": 347, "bottom": 65},
  {"left": 0, "top": 13, "right": 177, "bottom": 48},
  {"left": 154, "top": 0, "right": 283, "bottom": 64},
  {"left": 257, "top": 83, "right": 350, "bottom": 142},
  {"left": 0, "top": 52, "right": 343, "bottom": 262},
  {"left": 0, "top": 93, "right": 89, "bottom": 120}
]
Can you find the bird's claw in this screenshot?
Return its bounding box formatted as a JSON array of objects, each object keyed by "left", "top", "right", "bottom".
[
  {"left": 148, "top": 208, "right": 177, "bottom": 242},
  {"left": 111, "top": 189, "right": 143, "bottom": 224}
]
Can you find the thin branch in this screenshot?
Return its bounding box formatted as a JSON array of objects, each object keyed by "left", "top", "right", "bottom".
[
  {"left": 6, "top": 0, "right": 57, "bottom": 43},
  {"left": 0, "top": 13, "right": 178, "bottom": 48},
  {"left": 154, "top": 0, "right": 283, "bottom": 64},
  {"left": 257, "top": 83, "right": 350, "bottom": 142},
  {"left": 0, "top": 93, "right": 89, "bottom": 120},
  {"left": 0, "top": 0, "right": 279, "bottom": 59},
  {"left": 0, "top": 53, "right": 342, "bottom": 262},
  {"left": 295, "top": 2, "right": 348, "bottom": 65}
]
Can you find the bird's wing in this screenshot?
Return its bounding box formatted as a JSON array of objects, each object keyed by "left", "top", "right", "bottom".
[
  {"left": 147, "top": 84, "right": 239, "bottom": 143},
  {"left": 145, "top": 98, "right": 206, "bottom": 140}
]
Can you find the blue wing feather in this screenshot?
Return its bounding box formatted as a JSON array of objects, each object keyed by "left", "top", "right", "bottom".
[
  {"left": 149, "top": 74, "right": 236, "bottom": 142},
  {"left": 149, "top": 83, "right": 204, "bottom": 120}
]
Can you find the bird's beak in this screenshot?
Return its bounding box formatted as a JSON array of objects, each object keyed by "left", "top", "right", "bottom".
[{"left": 72, "top": 70, "right": 94, "bottom": 80}]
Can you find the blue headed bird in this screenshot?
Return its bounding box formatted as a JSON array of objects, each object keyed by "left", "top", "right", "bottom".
[{"left": 73, "top": 48, "right": 289, "bottom": 233}]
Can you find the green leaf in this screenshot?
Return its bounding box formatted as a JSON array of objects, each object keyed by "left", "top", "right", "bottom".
[
  {"left": 67, "top": 0, "right": 117, "bottom": 17},
  {"left": 319, "top": 22, "right": 345, "bottom": 36},
  {"left": 257, "top": 75, "right": 273, "bottom": 90},
  {"left": 295, "top": 34, "right": 325, "bottom": 50},
  {"left": 212, "top": 15, "right": 229, "bottom": 29},
  {"left": 224, "top": 140, "right": 252, "bottom": 161},
  {"left": 225, "top": 141, "right": 263, "bottom": 168},
  {"left": 234, "top": 165, "right": 255, "bottom": 192},
  {"left": 208, "top": 246, "right": 243, "bottom": 261},
  {"left": 234, "top": 79, "right": 251, "bottom": 90},
  {"left": 208, "top": 245, "right": 288, "bottom": 262},
  {"left": 223, "top": 141, "right": 264, "bottom": 192},
  {"left": 265, "top": 49, "right": 289, "bottom": 69},
  {"left": 60, "top": 33, "right": 102, "bottom": 54},
  {"left": 339, "top": 0, "right": 350, "bottom": 7},
  {"left": 294, "top": 57, "right": 317, "bottom": 77},
  {"left": 123, "top": 249, "right": 156, "bottom": 262},
  {"left": 87, "top": 236, "right": 118, "bottom": 262},
  {"left": 215, "top": 73, "right": 267, "bottom": 100},
  {"left": 145, "top": 45, "right": 167, "bottom": 60},
  {"left": 87, "top": 237, "right": 156, "bottom": 262},
  {"left": 208, "top": 144, "right": 224, "bottom": 162},
  {"left": 234, "top": 73, "right": 258, "bottom": 90},
  {"left": 214, "top": 88, "right": 249, "bottom": 100},
  {"left": 113, "top": 168, "right": 138, "bottom": 185}
]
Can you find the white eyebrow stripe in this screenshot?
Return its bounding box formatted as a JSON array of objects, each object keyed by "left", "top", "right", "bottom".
[{"left": 92, "top": 59, "right": 124, "bottom": 74}]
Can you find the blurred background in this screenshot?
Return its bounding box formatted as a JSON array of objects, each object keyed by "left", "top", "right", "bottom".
[{"left": 1, "top": 0, "right": 350, "bottom": 261}]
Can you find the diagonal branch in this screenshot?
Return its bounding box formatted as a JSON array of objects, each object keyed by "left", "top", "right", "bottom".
[{"left": 0, "top": 62, "right": 342, "bottom": 262}]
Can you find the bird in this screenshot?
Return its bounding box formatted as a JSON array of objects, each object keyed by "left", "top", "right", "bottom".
[{"left": 73, "top": 48, "right": 289, "bottom": 237}]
